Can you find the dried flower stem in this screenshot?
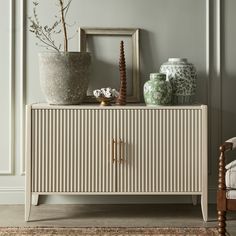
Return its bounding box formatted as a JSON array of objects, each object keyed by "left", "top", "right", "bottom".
[
  {"left": 29, "top": 0, "right": 74, "bottom": 52},
  {"left": 36, "top": 34, "right": 59, "bottom": 52},
  {"left": 59, "top": 0, "right": 68, "bottom": 52}
]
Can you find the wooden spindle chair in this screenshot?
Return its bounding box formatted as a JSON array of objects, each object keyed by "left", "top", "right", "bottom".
[{"left": 218, "top": 138, "right": 236, "bottom": 235}]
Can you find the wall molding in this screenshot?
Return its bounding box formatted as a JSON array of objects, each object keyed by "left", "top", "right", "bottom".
[
  {"left": 0, "top": 0, "right": 15, "bottom": 175},
  {"left": 206, "top": 0, "right": 212, "bottom": 175},
  {"left": 0, "top": 187, "right": 24, "bottom": 192},
  {"left": 206, "top": 0, "right": 210, "bottom": 106},
  {"left": 20, "top": 0, "right": 26, "bottom": 176},
  {"left": 217, "top": 0, "right": 222, "bottom": 144},
  {"left": 207, "top": 0, "right": 222, "bottom": 176},
  {"left": 0, "top": 187, "right": 25, "bottom": 204},
  {"left": 9, "top": 0, "right": 15, "bottom": 175}
]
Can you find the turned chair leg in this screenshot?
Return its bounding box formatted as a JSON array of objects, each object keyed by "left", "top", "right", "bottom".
[{"left": 218, "top": 210, "right": 226, "bottom": 236}]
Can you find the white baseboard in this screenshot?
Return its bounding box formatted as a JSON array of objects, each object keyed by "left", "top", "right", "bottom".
[
  {"left": 0, "top": 187, "right": 25, "bottom": 204},
  {"left": 0, "top": 187, "right": 217, "bottom": 204}
]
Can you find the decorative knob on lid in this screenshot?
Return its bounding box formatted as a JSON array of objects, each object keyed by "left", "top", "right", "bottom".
[
  {"left": 150, "top": 73, "right": 166, "bottom": 81},
  {"left": 168, "top": 58, "right": 188, "bottom": 63}
]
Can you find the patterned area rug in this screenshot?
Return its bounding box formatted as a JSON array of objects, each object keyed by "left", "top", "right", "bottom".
[{"left": 0, "top": 227, "right": 218, "bottom": 236}]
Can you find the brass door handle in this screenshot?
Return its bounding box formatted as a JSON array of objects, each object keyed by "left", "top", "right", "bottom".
[
  {"left": 112, "top": 138, "right": 116, "bottom": 163},
  {"left": 112, "top": 138, "right": 125, "bottom": 164},
  {"left": 119, "top": 138, "right": 125, "bottom": 164}
]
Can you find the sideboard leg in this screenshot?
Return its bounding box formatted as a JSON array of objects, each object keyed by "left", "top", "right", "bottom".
[
  {"left": 25, "top": 105, "right": 32, "bottom": 222},
  {"left": 32, "top": 193, "right": 39, "bottom": 206},
  {"left": 25, "top": 191, "right": 32, "bottom": 222},
  {"left": 201, "top": 194, "right": 208, "bottom": 222},
  {"left": 191, "top": 195, "right": 198, "bottom": 205}
]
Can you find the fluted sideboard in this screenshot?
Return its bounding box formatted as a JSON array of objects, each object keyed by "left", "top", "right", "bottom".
[{"left": 25, "top": 104, "right": 208, "bottom": 221}]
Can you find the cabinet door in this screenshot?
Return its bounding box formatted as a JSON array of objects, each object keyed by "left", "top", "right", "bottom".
[
  {"left": 116, "top": 109, "right": 203, "bottom": 193},
  {"left": 85, "top": 109, "right": 116, "bottom": 193},
  {"left": 31, "top": 109, "right": 116, "bottom": 193}
]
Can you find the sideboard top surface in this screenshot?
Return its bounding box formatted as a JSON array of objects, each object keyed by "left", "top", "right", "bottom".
[{"left": 29, "top": 103, "right": 207, "bottom": 110}]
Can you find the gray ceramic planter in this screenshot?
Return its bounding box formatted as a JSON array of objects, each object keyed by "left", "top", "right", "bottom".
[{"left": 39, "top": 52, "right": 91, "bottom": 105}]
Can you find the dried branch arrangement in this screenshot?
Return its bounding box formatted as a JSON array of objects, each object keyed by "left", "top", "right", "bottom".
[
  {"left": 28, "top": 0, "right": 74, "bottom": 52},
  {"left": 116, "top": 41, "right": 127, "bottom": 106}
]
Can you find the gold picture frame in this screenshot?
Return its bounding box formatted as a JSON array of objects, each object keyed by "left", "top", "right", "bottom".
[{"left": 79, "top": 27, "right": 140, "bottom": 103}]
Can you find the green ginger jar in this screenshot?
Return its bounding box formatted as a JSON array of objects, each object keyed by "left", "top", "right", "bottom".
[{"left": 143, "top": 73, "right": 172, "bottom": 106}]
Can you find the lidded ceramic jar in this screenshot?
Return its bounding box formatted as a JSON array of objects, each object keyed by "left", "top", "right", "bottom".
[
  {"left": 143, "top": 73, "right": 172, "bottom": 106},
  {"left": 160, "top": 58, "right": 197, "bottom": 105}
]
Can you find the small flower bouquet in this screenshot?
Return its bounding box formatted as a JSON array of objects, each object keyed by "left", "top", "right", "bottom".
[{"left": 93, "top": 87, "right": 119, "bottom": 106}]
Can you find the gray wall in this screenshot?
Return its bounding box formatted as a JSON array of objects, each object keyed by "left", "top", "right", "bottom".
[{"left": 0, "top": 0, "right": 234, "bottom": 204}]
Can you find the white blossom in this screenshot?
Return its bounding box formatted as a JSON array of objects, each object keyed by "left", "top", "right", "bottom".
[
  {"left": 93, "top": 87, "right": 119, "bottom": 99},
  {"left": 93, "top": 90, "right": 101, "bottom": 98},
  {"left": 112, "top": 89, "right": 119, "bottom": 97}
]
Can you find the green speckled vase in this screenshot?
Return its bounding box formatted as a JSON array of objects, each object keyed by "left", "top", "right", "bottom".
[{"left": 143, "top": 73, "right": 172, "bottom": 106}]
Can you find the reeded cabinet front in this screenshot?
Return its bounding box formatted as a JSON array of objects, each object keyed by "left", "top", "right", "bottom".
[
  {"left": 26, "top": 104, "right": 208, "bottom": 221},
  {"left": 31, "top": 107, "right": 204, "bottom": 194},
  {"left": 116, "top": 109, "right": 203, "bottom": 193},
  {"left": 31, "top": 109, "right": 117, "bottom": 193}
]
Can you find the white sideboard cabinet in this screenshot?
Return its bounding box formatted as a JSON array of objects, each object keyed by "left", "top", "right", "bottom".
[{"left": 25, "top": 104, "right": 208, "bottom": 221}]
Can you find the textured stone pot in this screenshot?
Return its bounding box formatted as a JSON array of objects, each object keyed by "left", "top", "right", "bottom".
[
  {"left": 143, "top": 73, "right": 172, "bottom": 106},
  {"left": 39, "top": 52, "right": 91, "bottom": 105},
  {"left": 160, "top": 58, "right": 197, "bottom": 105}
]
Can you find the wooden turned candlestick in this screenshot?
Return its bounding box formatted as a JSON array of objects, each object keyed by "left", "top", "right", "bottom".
[{"left": 116, "top": 40, "right": 127, "bottom": 105}]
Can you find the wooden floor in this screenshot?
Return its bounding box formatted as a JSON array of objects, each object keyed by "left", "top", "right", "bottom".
[{"left": 0, "top": 204, "right": 236, "bottom": 234}]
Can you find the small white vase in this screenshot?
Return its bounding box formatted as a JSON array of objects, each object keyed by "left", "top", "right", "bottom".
[{"left": 160, "top": 58, "right": 197, "bottom": 105}]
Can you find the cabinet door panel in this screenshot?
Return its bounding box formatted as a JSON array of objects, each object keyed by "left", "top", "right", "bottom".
[
  {"left": 117, "top": 109, "right": 203, "bottom": 193},
  {"left": 31, "top": 109, "right": 115, "bottom": 193}
]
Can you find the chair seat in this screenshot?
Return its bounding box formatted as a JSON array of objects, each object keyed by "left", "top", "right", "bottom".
[
  {"left": 226, "top": 190, "right": 236, "bottom": 199},
  {"left": 226, "top": 160, "right": 236, "bottom": 199}
]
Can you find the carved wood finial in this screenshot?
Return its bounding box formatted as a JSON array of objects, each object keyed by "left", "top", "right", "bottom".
[
  {"left": 116, "top": 40, "right": 127, "bottom": 105},
  {"left": 218, "top": 150, "right": 226, "bottom": 191}
]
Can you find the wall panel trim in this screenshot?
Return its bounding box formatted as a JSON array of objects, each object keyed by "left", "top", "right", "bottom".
[
  {"left": 20, "top": 0, "right": 26, "bottom": 175},
  {"left": 217, "top": 0, "right": 222, "bottom": 144},
  {"left": 0, "top": 0, "right": 15, "bottom": 175},
  {"left": 206, "top": 0, "right": 211, "bottom": 175},
  {"left": 0, "top": 187, "right": 24, "bottom": 192},
  {"left": 206, "top": 0, "right": 210, "bottom": 105}
]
